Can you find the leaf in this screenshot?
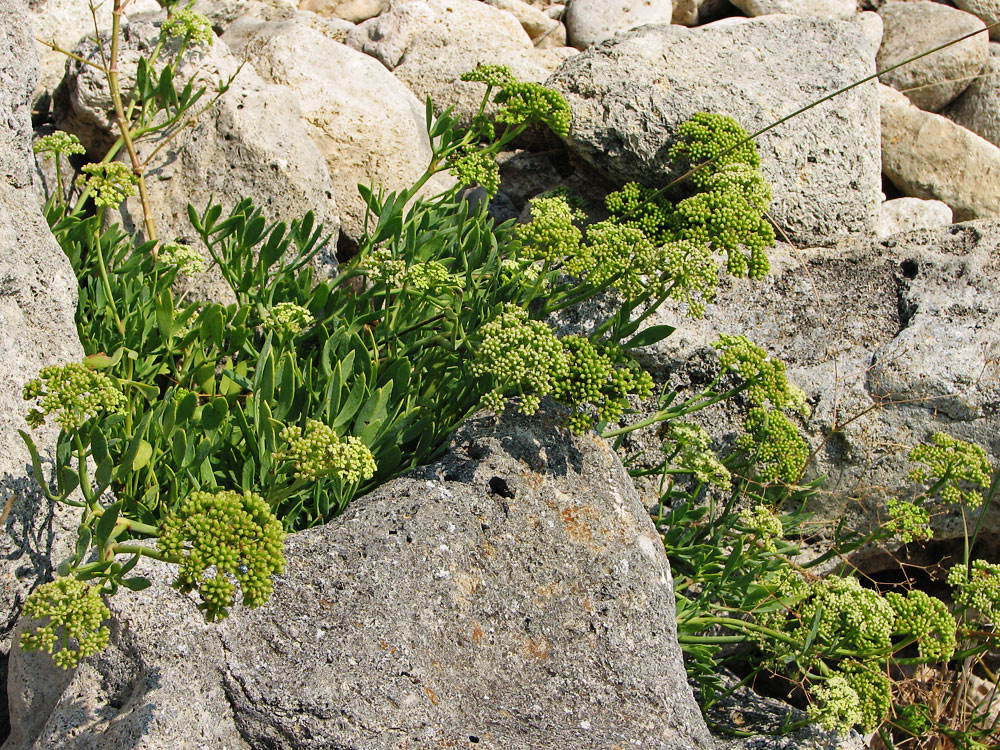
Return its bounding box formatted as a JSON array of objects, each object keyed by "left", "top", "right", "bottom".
[
  {"left": 74, "top": 526, "right": 92, "bottom": 566},
  {"left": 156, "top": 288, "right": 174, "bottom": 340},
  {"left": 331, "top": 374, "right": 367, "bottom": 431},
  {"left": 95, "top": 501, "right": 121, "bottom": 548},
  {"left": 201, "top": 397, "right": 229, "bottom": 431},
  {"left": 83, "top": 348, "right": 124, "bottom": 370},
  {"left": 18, "top": 430, "right": 56, "bottom": 501},
  {"left": 624, "top": 324, "right": 676, "bottom": 350},
  {"left": 131, "top": 439, "right": 153, "bottom": 471},
  {"left": 116, "top": 412, "right": 152, "bottom": 479},
  {"left": 121, "top": 577, "right": 152, "bottom": 592},
  {"left": 175, "top": 391, "right": 198, "bottom": 423}
]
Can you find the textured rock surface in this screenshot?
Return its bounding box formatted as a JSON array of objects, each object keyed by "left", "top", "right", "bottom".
[
  {"left": 481, "top": 0, "right": 565, "bottom": 46},
  {"left": 297, "top": 0, "right": 387, "bottom": 21},
  {"left": 230, "top": 21, "right": 450, "bottom": 244},
  {"left": 881, "top": 84, "right": 1000, "bottom": 220},
  {"left": 0, "top": 0, "right": 84, "bottom": 733},
  {"left": 877, "top": 0, "right": 988, "bottom": 112},
  {"left": 671, "top": 0, "right": 732, "bottom": 25},
  {"left": 564, "top": 0, "right": 674, "bottom": 50},
  {"left": 548, "top": 16, "right": 881, "bottom": 247},
  {"left": 54, "top": 19, "right": 340, "bottom": 295},
  {"left": 944, "top": 55, "right": 1000, "bottom": 148},
  {"left": 955, "top": 0, "right": 1000, "bottom": 40},
  {"left": 6, "top": 409, "right": 715, "bottom": 750},
  {"left": 347, "top": 0, "right": 575, "bottom": 124},
  {"left": 878, "top": 197, "right": 953, "bottom": 237},
  {"left": 630, "top": 223, "right": 1000, "bottom": 540},
  {"left": 729, "top": 0, "right": 855, "bottom": 18}
]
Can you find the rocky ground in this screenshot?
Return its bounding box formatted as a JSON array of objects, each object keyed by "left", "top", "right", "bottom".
[{"left": 2, "top": 0, "right": 999, "bottom": 747}]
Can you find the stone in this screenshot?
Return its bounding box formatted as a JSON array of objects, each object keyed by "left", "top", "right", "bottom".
[
  {"left": 0, "top": 0, "right": 85, "bottom": 732},
  {"left": 563, "top": 0, "right": 674, "bottom": 50},
  {"left": 481, "top": 0, "right": 565, "bottom": 46},
  {"left": 347, "top": 0, "right": 575, "bottom": 125},
  {"left": 296, "top": 0, "right": 387, "bottom": 21},
  {"left": 955, "top": 0, "right": 1000, "bottom": 41},
  {"left": 881, "top": 84, "right": 1000, "bottom": 220},
  {"left": 877, "top": 0, "right": 988, "bottom": 112},
  {"left": 53, "top": 19, "right": 341, "bottom": 298},
  {"left": 944, "top": 56, "right": 1000, "bottom": 148},
  {"left": 6, "top": 409, "right": 715, "bottom": 750},
  {"left": 626, "top": 222, "right": 1000, "bottom": 544},
  {"left": 672, "top": 0, "right": 734, "bottom": 26},
  {"left": 547, "top": 16, "right": 882, "bottom": 247},
  {"left": 230, "top": 21, "right": 451, "bottom": 244},
  {"left": 728, "top": 0, "right": 855, "bottom": 19},
  {"left": 190, "top": 0, "right": 299, "bottom": 32},
  {"left": 878, "top": 197, "right": 953, "bottom": 237}
]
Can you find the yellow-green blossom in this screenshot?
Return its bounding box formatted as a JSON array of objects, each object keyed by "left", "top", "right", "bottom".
[
  {"left": 75, "top": 162, "right": 137, "bottom": 208},
  {"left": 885, "top": 498, "right": 932, "bottom": 544},
  {"left": 663, "top": 422, "right": 731, "bottom": 488},
  {"left": 20, "top": 578, "right": 111, "bottom": 669},
  {"left": 264, "top": 302, "right": 313, "bottom": 335},
  {"left": 33, "top": 131, "right": 85, "bottom": 158},
  {"left": 158, "top": 241, "right": 206, "bottom": 275},
  {"left": 162, "top": 8, "right": 214, "bottom": 45},
  {"left": 909, "top": 433, "right": 993, "bottom": 508},
  {"left": 274, "top": 420, "right": 377, "bottom": 483},
  {"left": 23, "top": 361, "right": 127, "bottom": 430}
]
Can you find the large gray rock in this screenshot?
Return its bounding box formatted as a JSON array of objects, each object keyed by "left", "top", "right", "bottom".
[
  {"left": 53, "top": 19, "right": 341, "bottom": 293},
  {"left": 881, "top": 84, "right": 1000, "bottom": 220},
  {"left": 228, "top": 21, "right": 451, "bottom": 245},
  {"left": 672, "top": 0, "right": 735, "bottom": 25},
  {"left": 632, "top": 222, "right": 1000, "bottom": 541},
  {"left": 547, "top": 16, "right": 881, "bottom": 247},
  {"left": 0, "top": 0, "right": 85, "bottom": 727},
  {"left": 728, "top": 0, "right": 855, "bottom": 18},
  {"left": 955, "top": 0, "right": 1000, "bottom": 41},
  {"left": 944, "top": 55, "right": 1000, "bottom": 148},
  {"left": 296, "top": 0, "right": 387, "bottom": 21},
  {"left": 481, "top": 0, "right": 566, "bottom": 46},
  {"left": 5, "top": 409, "right": 714, "bottom": 750},
  {"left": 877, "top": 0, "right": 988, "bottom": 112},
  {"left": 878, "top": 197, "right": 953, "bottom": 237},
  {"left": 564, "top": 0, "right": 674, "bottom": 50},
  {"left": 347, "top": 0, "right": 575, "bottom": 124}
]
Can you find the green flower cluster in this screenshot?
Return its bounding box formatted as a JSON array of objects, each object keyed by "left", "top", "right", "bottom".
[
  {"left": 274, "top": 420, "right": 377, "bottom": 483},
  {"left": 461, "top": 65, "right": 572, "bottom": 137},
  {"left": 517, "top": 196, "right": 582, "bottom": 263},
  {"left": 662, "top": 422, "right": 731, "bottom": 488},
  {"left": 20, "top": 578, "right": 111, "bottom": 669},
  {"left": 604, "top": 182, "right": 675, "bottom": 245},
  {"left": 447, "top": 147, "right": 500, "bottom": 196},
  {"left": 948, "top": 561, "right": 1000, "bottom": 625},
  {"left": 158, "top": 241, "right": 205, "bottom": 275},
  {"left": 909, "top": 432, "right": 993, "bottom": 508},
  {"left": 162, "top": 8, "right": 214, "bottom": 45},
  {"left": 885, "top": 498, "right": 932, "bottom": 544},
  {"left": 33, "top": 130, "right": 85, "bottom": 158},
  {"left": 740, "top": 407, "right": 808, "bottom": 484},
  {"left": 886, "top": 589, "right": 956, "bottom": 661},
  {"left": 460, "top": 64, "right": 515, "bottom": 88},
  {"left": 712, "top": 334, "right": 806, "bottom": 412},
  {"left": 75, "top": 162, "right": 137, "bottom": 208},
  {"left": 555, "top": 335, "right": 653, "bottom": 429},
  {"left": 158, "top": 489, "right": 286, "bottom": 622},
  {"left": 738, "top": 503, "right": 784, "bottom": 552},
  {"left": 23, "top": 361, "right": 127, "bottom": 430},
  {"left": 406, "top": 261, "right": 458, "bottom": 292},
  {"left": 668, "top": 112, "right": 761, "bottom": 188},
  {"left": 365, "top": 247, "right": 407, "bottom": 288},
  {"left": 807, "top": 674, "right": 863, "bottom": 733},
  {"left": 660, "top": 239, "right": 718, "bottom": 318},
  {"left": 264, "top": 302, "right": 314, "bottom": 335},
  {"left": 565, "top": 220, "right": 666, "bottom": 300},
  {"left": 808, "top": 662, "right": 892, "bottom": 734}
]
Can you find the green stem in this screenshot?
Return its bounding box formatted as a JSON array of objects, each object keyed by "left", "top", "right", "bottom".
[
  {"left": 91, "top": 207, "right": 125, "bottom": 334},
  {"left": 108, "top": 543, "right": 173, "bottom": 563}
]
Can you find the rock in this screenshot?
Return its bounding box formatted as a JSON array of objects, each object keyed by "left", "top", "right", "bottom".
[
  {"left": 0, "top": 0, "right": 85, "bottom": 728},
  {"left": 628, "top": 223, "right": 1000, "bottom": 542},
  {"left": 481, "top": 0, "right": 565, "bottom": 46},
  {"left": 672, "top": 0, "right": 733, "bottom": 26},
  {"left": 191, "top": 0, "right": 299, "bottom": 32},
  {"left": 547, "top": 16, "right": 881, "bottom": 247},
  {"left": 881, "top": 84, "right": 1000, "bottom": 220},
  {"left": 53, "top": 19, "right": 341, "bottom": 297},
  {"left": 296, "top": 0, "right": 387, "bottom": 21},
  {"left": 6, "top": 408, "right": 715, "bottom": 750},
  {"left": 877, "top": 0, "right": 988, "bottom": 112},
  {"left": 347, "top": 0, "right": 574, "bottom": 124},
  {"left": 231, "top": 21, "right": 451, "bottom": 245},
  {"left": 944, "top": 55, "right": 1000, "bottom": 148},
  {"left": 728, "top": 0, "right": 855, "bottom": 19},
  {"left": 955, "top": 0, "right": 1000, "bottom": 41},
  {"left": 878, "top": 197, "right": 953, "bottom": 237},
  {"left": 564, "top": 0, "right": 674, "bottom": 50}
]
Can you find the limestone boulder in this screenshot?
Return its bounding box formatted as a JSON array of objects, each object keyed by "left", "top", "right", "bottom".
[
  {"left": 347, "top": 0, "right": 575, "bottom": 124},
  {"left": 881, "top": 84, "right": 1000, "bottom": 220},
  {"left": 728, "top": 0, "right": 855, "bottom": 19},
  {"left": 296, "top": 0, "right": 388, "bottom": 21},
  {"left": 564, "top": 0, "right": 674, "bottom": 50},
  {"left": 878, "top": 197, "right": 953, "bottom": 237},
  {"left": 481, "top": 0, "right": 566, "bottom": 47},
  {"left": 944, "top": 56, "right": 1000, "bottom": 148},
  {"left": 547, "top": 16, "right": 882, "bottom": 247},
  {"left": 672, "top": 0, "right": 733, "bottom": 26},
  {"left": 877, "top": 0, "right": 988, "bottom": 112},
  {"left": 955, "top": 0, "right": 1000, "bottom": 41},
  {"left": 5, "top": 409, "right": 715, "bottom": 750}
]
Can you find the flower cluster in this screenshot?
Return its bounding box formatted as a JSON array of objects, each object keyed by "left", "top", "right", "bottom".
[
  {"left": 807, "top": 674, "right": 864, "bottom": 733},
  {"left": 447, "top": 147, "right": 500, "bottom": 196},
  {"left": 461, "top": 65, "right": 572, "bottom": 137},
  {"left": 274, "top": 420, "right": 377, "bottom": 483},
  {"left": 158, "top": 241, "right": 205, "bottom": 275},
  {"left": 517, "top": 196, "right": 582, "bottom": 263},
  {"left": 20, "top": 577, "right": 111, "bottom": 669},
  {"left": 406, "top": 261, "right": 458, "bottom": 292},
  {"left": 660, "top": 239, "right": 719, "bottom": 317},
  {"left": 264, "top": 302, "right": 314, "bottom": 335},
  {"left": 885, "top": 498, "right": 932, "bottom": 544},
  {"left": 364, "top": 247, "right": 407, "bottom": 287},
  {"left": 668, "top": 112, "right": 761, "bottom": 188},
  {"left": 886, "top": 589, "right": 956, "bottom": 661},
  {"left": 460, "top": 64, "right": 516, "bottom": 89},
  {"left": 948, "top": 561, "right": 1000, "bottom": 626},
  {"left": 662, "top": 422, "right": 731, "bottom": 488},
  {"left": 566, "top": 220, "right": 667, "bottom": 300},
  {"left": 712, "top": 335, "right": 806, "bottom": 413},
  {"left": 33, "top": 130, "right": 86, "bottom": 158},
  {"left": 157, "top": 489, "right": 286, "bottom": 622},
  {"left": 909, "top": 432, "right": 993, "bottom": 508},
  {"left": 162, "top": 8, "right": 214, "bottom": 46},
  {"left": 740, "top": 407, "right": 808, "bottom": 483},
  {"left": 23, "top": 361, "right": 127, "bottom": 430},
  {"left": 738, "top": 503, "right": 784, "bottom": 553},
  {"left": 75, "top": 162, "right": 137, "bottom": 208},
  {"left": 604, "top": 182, "right": 675, "bottom": 245}
]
